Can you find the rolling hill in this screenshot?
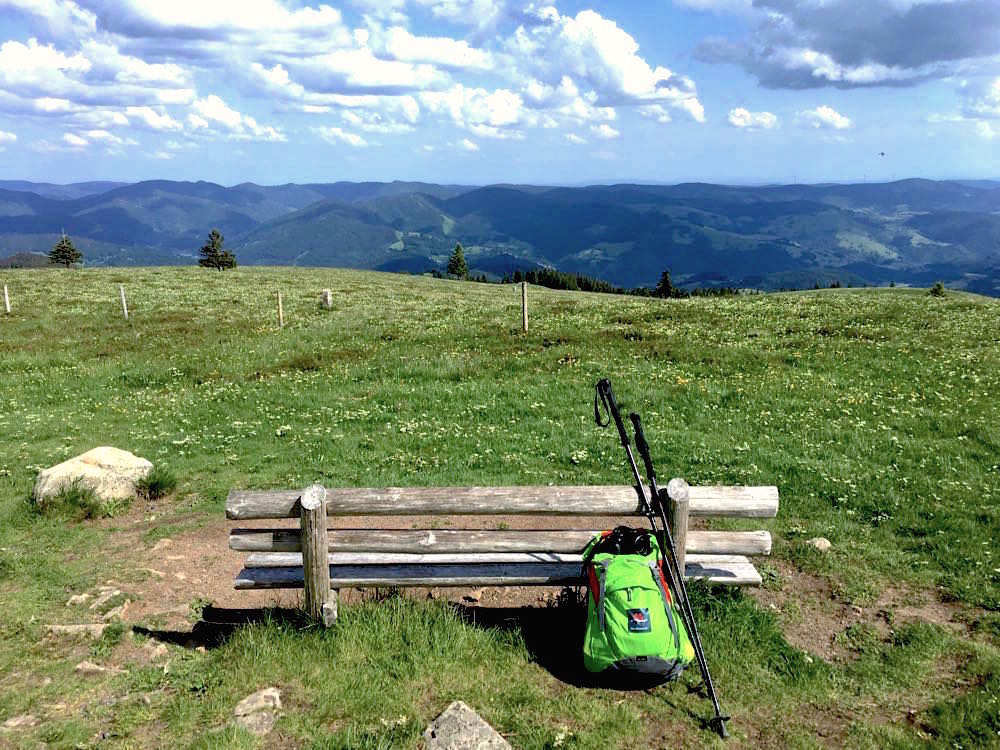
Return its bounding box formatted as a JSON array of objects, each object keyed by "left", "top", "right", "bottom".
[{"left": 0, "top": 178, "right": 997, "bottom": 294}]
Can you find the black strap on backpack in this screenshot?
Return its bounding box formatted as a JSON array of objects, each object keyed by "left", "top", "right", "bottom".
[{"left": 583, "top": 525, "right": 653, "bottom": 563}]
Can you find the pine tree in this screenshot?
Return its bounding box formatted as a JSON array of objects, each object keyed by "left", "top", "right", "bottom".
[
  {"left": 48, "top": 233, "right": 82, "bottom": 267},
  {"left": 447, "top": 243, "right": 468, "bottom": 279},
  {"left": 198, "top": 229, "right": 237, "bottom": 271},
  {"left": 654, "top": 269, "right": 674, "bottom": 298}
]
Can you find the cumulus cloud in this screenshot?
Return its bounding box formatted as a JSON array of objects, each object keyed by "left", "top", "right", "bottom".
[
  {"left": 420, "top": 84, "right": 525, "bottom": 138},
  {"left": 125, "top": 105, "right": 182, "bottom": 130},
  {"left": 313, "top": 125, "right": 368, "bottom": 147},
  {"left": 728, "top": 107, "right": 777, "bottom": 129},
  {"left": 977, "top": 121, "right": 996, "bottom": 139},
  {"left": 62, "top": 131, "right": 87, "bottom": 147},
  {"left": 507, "top": 7, "right": 705, "bottom": 120},
  {"left": 695, "top": 0, "right": 1000, "bottom": 89},
  {"left": 0, "top": 129, "right": 16, "bottom": 143},
  {"left": 591, "top": 123, "right": 619, "bottom": 139},
  {"left": 189, "top": 95, "right": 285, "bottom": 141},
  {"left": 564, "top": 132, "right": 586, "bottom": 144},
  {"left": 455, "top": 137, "right": 479, "bottom": 151},
  {"left": 799, "top": 105, "right": 852, "bottom": 129},
  {"left": 961, "top": 77, "right": 1000, "bottom": 119},
  {"left": 376, "top": 26, "right": 492, "bottom": 70}
]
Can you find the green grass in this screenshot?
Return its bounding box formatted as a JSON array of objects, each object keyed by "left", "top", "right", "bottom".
[{"left": 1, "top": 267, "right": 998, "bottom": 748}]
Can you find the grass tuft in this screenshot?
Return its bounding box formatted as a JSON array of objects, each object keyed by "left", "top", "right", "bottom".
[{"left": 136, "top": 464, "right": 178, "bottom": 500}]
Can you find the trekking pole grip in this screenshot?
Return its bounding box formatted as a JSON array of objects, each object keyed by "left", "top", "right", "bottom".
[
  {"left": 596, "top": 379, "right": 630, "bottom": 447},
  {"left": 629, "top": 412, "right": 656, "bottom": 481}
]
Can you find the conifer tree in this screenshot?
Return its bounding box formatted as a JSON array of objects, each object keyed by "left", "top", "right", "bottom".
[
  {"left": 198, "top": 229, "right": 237, "bottom": 271},
  {"left": 654, "top": 269, "right": 674, "bottom": 298},
  {"left": 447, "top": 243, "right": 468, "bottom": 279},
  {"left": 48, "top": 233, "right": 82, "bottom": 267}
]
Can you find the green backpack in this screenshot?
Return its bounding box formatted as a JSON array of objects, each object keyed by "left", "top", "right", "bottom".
[{"left": 582, "top": 527, "right": 695, "bottom": 678}]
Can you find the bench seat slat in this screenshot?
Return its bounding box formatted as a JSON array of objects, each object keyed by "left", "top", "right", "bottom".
[
  {"left": 244, "top": 552, "right": 753, "bottom": 567},
  {"left": 233, "top": 555, "right": 763, "bottom": 588},
  {"left": 229, "top": 528, "right": 772, "bottom": 556},
  {"left": 226, "top": 485, "right": 779, "bottom": 520}
]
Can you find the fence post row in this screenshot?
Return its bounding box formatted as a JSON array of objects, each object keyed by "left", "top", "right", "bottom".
[
  {"left": 277, "top": 291, "right": 284, "bottom": 329},
  {"left": 2, "top": 285, "right": 9, "bottom": 314},
  {"left": 119, "top": 285, "right": 128, "bottom": 320},
  {"left": 300, "top": 483, "right": 336, "bottom": 625}
]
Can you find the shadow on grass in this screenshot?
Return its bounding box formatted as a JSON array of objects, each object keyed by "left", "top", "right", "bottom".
[{"left": 132, "top": 605, "right": 310, "bottom": 649}]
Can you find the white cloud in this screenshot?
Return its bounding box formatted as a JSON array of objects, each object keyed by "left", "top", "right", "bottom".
[
  {"left": 378, "top": 27, "right": 492, "bottom": 70},
  {"left": 639, "top": 104, "right": 671, "bottom": 124},
  {"left": 126, "top": 105, "right": 182, "bottom": 131},
  {"left": 413, "top": 0, "right": 508, "bottom": 31},
  {"left": 190, "top": 95, "right": 285, "bottom": 141},
  {"left": 61, "top": 132, "right": 87, "bottom": 147},
  {"left": 314, "top": 126, "right": 368, "bottom": 147},
  {"left": 728, "top": 107, "right": 777, "bottom": 129},
  {"left": 342, "top": 109, "right": 413, "bottom": 134},
  {"left": 0, "top": 130, "right": 16, "bottom": 143},
  {"left": 799, "top": 105, "right": 851, "bottom": 129},
  {"left": 455, "top": 137, "right": 479, "bottom": 151},
  {"left": 420, "top": 84, "right": 525, "bottom": 138},
  {"left": 591, "top": 123, "right": 619, "bottom": 139},
  {"left": 507, "top": 8, "right": 705, "bottom": 121},
  {"left": 961, "top": 77, "right": 1000, "bottom": 120},
  {"left": 564, "top": 132, "right": 586, "bottom": 144},
  {"left": 977, "top": 121, "right": 996, "bottom": 139}
]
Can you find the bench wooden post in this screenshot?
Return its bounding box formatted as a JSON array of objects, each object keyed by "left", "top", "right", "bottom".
[
  {"left": 300, "top": 483, "right": 336, "bottom": 626},
  {"left": 666, "top": 478, "right": 690, "bottom": 574}
]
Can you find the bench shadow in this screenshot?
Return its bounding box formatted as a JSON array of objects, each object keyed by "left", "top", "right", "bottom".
[{"left": 132, "top": 605, "right": 308, "bottom": 649}]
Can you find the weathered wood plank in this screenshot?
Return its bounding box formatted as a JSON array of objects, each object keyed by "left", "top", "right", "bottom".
[
  {"left": 233, "top": 554, "right": 761, "bottom": 588},
  {"left": 229, "top": 528, "right": 772, "bottom": 556},
  {"left": 226, "top": 485, "right": 779, "bottom": 520}
]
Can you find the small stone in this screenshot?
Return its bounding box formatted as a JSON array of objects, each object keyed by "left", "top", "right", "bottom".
[
  {"left": 423, "top": 701, "right": 511, "bottom": 750},
  {"left": 234, "top": 687, "right": 281, "bottom": 717},
  {"left": 236, "top": 711, "right": 277, "bottom": 736},
  {"left": 2, "top": 714, "right": 39, "bottom": 730},
  {"left": 145, "top": 642, "right": 168, "bottom": 660},
  {"left": 102, "top": 600, "right": 130, "bottom": 622},
  {"left": 145, "top": 569, "right": 165, "bottom": 579},
  {"left": 75, "top": 660, "right": 109, "bottom": 676},
  {"left": 233, "top": 687, "right": 281, "bottom": 737},
  {"left": 66, "top": 593, "right": 90, "bottom": 607},
  {"left": 46, "top": 623, "right": 107, "bottom": 639},
  {"left": 173, "top": 572, "right": 186, "bottom": 581},
  {"left": 806, "top": 537, "right": 832, "bottom": 552},
  {"left": 89, "top": 589, "right": 122, "bottom": 610},
  {"left": 151, "top": 539, "right": 172, "bottom": 551},
  {"left": 463, "top": 588, "right": 484, "bottom": 603}
]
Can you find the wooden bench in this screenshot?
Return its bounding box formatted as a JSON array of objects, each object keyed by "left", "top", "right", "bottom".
[{"left": 227, "top": 479, "right": 779, "bottom": 625}]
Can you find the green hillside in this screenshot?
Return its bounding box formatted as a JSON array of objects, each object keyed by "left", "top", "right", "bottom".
[
  {"left": 0, "top": 268, "right": 997, "bottom": 747},
  {"left": 1, "top": 179, "right": 998, "bottom": 294}
]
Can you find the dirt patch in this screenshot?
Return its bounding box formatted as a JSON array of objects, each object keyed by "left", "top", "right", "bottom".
[{"left": 749, "top": 559, "right": 969, "bottom": 663}]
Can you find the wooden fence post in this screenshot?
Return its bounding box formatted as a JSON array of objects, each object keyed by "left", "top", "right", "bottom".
[
  {"left": 2, "top": 285, "right": 9, "bottom": 314},
  {"left": 521, "top": 281, "right": 528, "bottom": 333},
  {"left": 300, "top": 483, "right": 335, "bottom": 625},
  {"left": 119, "top": 285, "right": 128, "bottom": 320},
  {"left": 666, "top": 477, "right": 690, "bottom": 577},
  {"left": 320, "top": 289, "right": 333, "bottom": 309},
  {"left": 277, "top": 291, "right": 284, "bottom": 329}
]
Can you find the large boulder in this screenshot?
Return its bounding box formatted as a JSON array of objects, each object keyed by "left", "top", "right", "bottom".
[{"left": 33, "top": 447, "right": 152, "bottom": 505}]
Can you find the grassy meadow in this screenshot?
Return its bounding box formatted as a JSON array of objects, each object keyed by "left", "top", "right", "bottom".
[{"left": 0, "top": 267, "right": 998, "bottom": 749}]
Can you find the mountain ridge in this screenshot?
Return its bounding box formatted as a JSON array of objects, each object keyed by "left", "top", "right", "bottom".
[{"left": 0, "top": 178, "right": 997, "bottom": 295}]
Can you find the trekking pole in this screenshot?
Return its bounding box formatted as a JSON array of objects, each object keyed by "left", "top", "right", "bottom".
[
  {"left": 594, "top": 379, "right": 657, "bottom": 534},
  {"left": 630, "top": 412, "right": 730, "bottom": 739}
]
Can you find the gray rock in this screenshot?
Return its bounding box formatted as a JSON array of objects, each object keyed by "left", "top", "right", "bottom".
[
  {"left": 423, "top": 701, "right": 511, "bottom": 750},
  {"left": 806, "top": 537, "right": 832, "bottom": 552},
  {"left": 1, "top": 714, "right": 39, "bottom": 730},
  {"left": 233, "top": 687, "right": 281, "bottom": 736},
  {"left": 46, "top": 623, "right": 107, "bottom": 639},
  {"left": 66, "top": 593, "right": 90, "bottom": 607},
  {"left": 33, "top": 447, "right": 152, "bottom": 505},
  {"left": 74, "top": 660, "right": 110, "bottom": 675}
]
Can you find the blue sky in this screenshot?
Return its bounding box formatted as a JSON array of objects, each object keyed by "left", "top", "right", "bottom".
[{"left": 0, "top": 0, "right": 998, "bottom": 186}]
